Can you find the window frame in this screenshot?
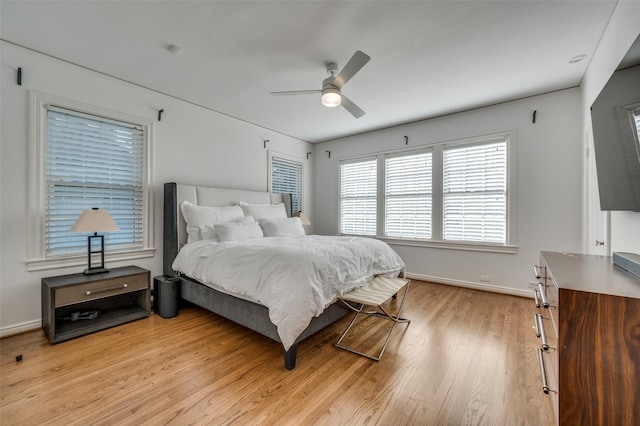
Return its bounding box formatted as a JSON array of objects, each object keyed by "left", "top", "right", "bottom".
[
  {"left": 338, "top": 131, "right": 517, "bottom": 253},
  {"left": 27, "top": 92, "right": 155, "bottom": 271}
]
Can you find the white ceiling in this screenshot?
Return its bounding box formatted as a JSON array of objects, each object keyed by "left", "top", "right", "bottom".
[{"left": 1, "top": 1, "right": 618, "bottom": 143}]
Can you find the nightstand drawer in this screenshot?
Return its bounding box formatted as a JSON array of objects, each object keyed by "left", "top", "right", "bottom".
[{"left": 55, "top": 273, "right": 148, "bottom": 307}]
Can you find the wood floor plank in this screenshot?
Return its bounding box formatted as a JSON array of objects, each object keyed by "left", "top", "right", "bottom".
[{"left": 1, "top": 281, "right": 554, "bottom": 425}]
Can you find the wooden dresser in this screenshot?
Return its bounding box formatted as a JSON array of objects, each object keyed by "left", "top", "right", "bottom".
[{"left": 535, "top": 251, "right": 640, "bottom": 425}]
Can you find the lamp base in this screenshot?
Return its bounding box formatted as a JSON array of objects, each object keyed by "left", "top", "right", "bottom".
[{"left": 83, "top": 268, "right": 110, "bottom": 275}]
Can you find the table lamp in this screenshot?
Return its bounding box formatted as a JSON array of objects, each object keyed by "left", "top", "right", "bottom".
[
  {"left": 293, "top": 211, "right": 311, "bottom": 226},
  {"left": 71, "top": 208, "right": 120, "bottom": 275}
]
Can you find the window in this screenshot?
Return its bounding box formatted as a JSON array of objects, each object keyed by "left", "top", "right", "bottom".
[
  {"left": 385, "top": 152, "right": 432, "bottom": 239},
  {"left": 340, "top": 159, "right": 377, "bottom": 235},
  {"left": 45, "top": 107, "right": 145, "bottom": 256},
  {"left": 270, "top": 155, "right": 303, "bottom": 213},
  {"left": 443, "top": 141, "right": 507, "bottom": 243},
  {"left": 28, "top": 94, "right": 153, "bottom": 270},
  {"left": 338, "top": 132, "right": 513, "bottom": 250}
]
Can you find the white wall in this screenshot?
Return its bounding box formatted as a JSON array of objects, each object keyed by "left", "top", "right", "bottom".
[
  {"left": 313, "top": 89, "right": 583, "bottom": 296},
  {"left": 0, "top": 42, "right": 312, "bottom": 335},
  {"left": 581, "top": 0, "right": 640, "bottom": 256}
]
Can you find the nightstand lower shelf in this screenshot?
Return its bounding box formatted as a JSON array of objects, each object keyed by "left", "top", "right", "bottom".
[{"left": 54, "top": 304, "right": 149, "bottom": 343}]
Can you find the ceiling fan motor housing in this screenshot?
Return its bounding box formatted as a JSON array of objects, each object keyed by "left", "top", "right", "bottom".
[{"left": 322, "top": 76, "right": 339, "bottom": 91}]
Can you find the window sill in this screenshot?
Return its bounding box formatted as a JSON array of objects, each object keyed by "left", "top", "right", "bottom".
[
  {"left": 26, "top": 248, "right": 156, "bottom": 272},
  {"left": 380, "top": 237, "right": 518, "bottom": 254}
]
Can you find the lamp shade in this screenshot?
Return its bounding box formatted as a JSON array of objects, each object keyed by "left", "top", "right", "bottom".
[
  {"left": 71, "top": 208, "right": 120, "bottom": 233},
  {"left": 293, "top": 211, "right": 311, "bottom": 226}
]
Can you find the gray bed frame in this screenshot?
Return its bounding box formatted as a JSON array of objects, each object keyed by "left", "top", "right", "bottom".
[{"left": 163, "top": 182, "right": 349, "bottom": 370}]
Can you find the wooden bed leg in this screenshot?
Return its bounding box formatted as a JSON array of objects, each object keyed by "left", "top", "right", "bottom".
[{"left": 283, "top": 344, "right": 298, "bottom": 370}]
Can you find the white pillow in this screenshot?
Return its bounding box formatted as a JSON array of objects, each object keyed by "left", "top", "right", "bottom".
[
  {"left": 259, "top": 217, "right": 305, "bottom": 238},
  {"left": 199, "top": 216, "right": 255, "bottom": 241},
  {"left": 181, "top": 201, "right": 244, "bottom": 242},
  {"left": 215, "top": 220, "right": 264, "bottom": 242},
  {"left": 198, "top": 224, "right": 219, "bottom": 242},
  {"left": 238, "top": 201, "right": 288, "bottom": 221}
]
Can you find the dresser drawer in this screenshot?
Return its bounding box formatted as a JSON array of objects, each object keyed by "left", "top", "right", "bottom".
[
  {"left": 545, "top": 280, "right": 559, "bottom": 339},
  {"left": 539, "top": 346, "right": 559, "bottom": 424},
  {"left": 533, "top": 257, "right": 559, "bottom": 423},
  {"left": 55, "top": 273, "right": 148, "bottom": 307},
  {"left": 534, "top": 313, "right": 557, "bottom": 350}
]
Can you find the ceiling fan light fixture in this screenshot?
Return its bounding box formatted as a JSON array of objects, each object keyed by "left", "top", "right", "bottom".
[{"left": 321, "top": 88, "right": 341, "bottom": 107}]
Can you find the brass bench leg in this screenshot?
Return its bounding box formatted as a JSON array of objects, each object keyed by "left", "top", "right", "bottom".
[{"left": 335, "top": 281, "right": 411, "bottom": 361}]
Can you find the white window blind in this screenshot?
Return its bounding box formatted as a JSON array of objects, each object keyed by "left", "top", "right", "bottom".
[
  {"left": 443, "top": 141, "right": 507, "bottom": 243},
  {"left": 385, "top": 152, "right": 432, "bottom": 238},
  {"left": 45, "top": 107, "right": 145, "bottom": 257},
  {"left": 340, "top": 159, "right": 377, "bottom": 235},
  {"left": 271, "top": 156, "right": 303, "bottom": 213}
]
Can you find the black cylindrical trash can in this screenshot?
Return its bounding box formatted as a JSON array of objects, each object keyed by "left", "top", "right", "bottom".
[{"left": 154, "top": 276, "right": 179, "bottom": 318}]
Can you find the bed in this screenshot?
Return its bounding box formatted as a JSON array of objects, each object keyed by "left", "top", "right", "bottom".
[{"left": 163, "top": 182, "right": 405, "bottom": 369}]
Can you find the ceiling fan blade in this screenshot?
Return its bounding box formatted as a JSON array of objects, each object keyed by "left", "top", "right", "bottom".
[
  {"left": 334, "top": 50, "right": 370, "bottom": 88},
  {"left": 340, "top": 94, "right": 366, "bottom": 118},
  {"left": 271, "top": 90, "right": 321, "bottom": 96}
]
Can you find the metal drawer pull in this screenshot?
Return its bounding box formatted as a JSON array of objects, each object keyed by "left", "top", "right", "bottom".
[
  {"left": 536, "top": 314, "right": 549, "bottom": 350},
  {"left": 533, "top": 265, "right": 541, "bottom": 279},
  {"left": 86, "top": 283, "right": 127, "bottom": 296},
  {"left": 537, "top": 283, "right": 549, "bottom": 308},
  {"left": 533, "top": 289, "right": 540, "bottom": 308},
  {"left": 534, "top": 313, "right": 541, "bottom": 337},
  {"left": 537, "top": 347, "right": 550, "bottom": 394}
]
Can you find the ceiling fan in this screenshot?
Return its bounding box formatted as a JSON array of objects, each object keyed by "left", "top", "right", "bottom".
[{"left": 271, "top": 50, "right": 370, "bottom": 118}]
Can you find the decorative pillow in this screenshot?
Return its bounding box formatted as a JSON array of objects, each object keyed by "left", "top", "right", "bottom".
[
  {"left": 238, "top": 201, "right": 287, "bottom": 221},
  {"left": 259, "top": 217, "right": 305, "bottom": 238},
  {"left": 198, "top": 223, "right": 219, "bottom": 242},
  {"left": 181, "top": 201, "right": 244, "bottom": 243},
  {"left": 199, "top": 216, "right": 255, "bottom": 241},
  {"left": 215, "top": 220, "right": 264, "bottom": 242}
]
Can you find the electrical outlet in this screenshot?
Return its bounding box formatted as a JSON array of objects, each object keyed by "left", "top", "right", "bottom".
[{"left": 480, "top": 275, "right": 490, "bottom": 282}]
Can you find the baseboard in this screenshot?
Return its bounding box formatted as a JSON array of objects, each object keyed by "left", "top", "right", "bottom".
[
  {"left": 0, "top": 319, "right": 41, "bottom": 339},
  {"left": 406, "top": 272, "right": 532, "bottom": 298}
]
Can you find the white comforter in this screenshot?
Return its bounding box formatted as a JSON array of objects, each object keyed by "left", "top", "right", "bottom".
[{"left": 172, "top": 235, "right": 405, "bottom": 350}]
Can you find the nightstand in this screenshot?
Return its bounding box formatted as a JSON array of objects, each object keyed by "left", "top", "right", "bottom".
[{"left": 42, "top": 266, "right": 150, "bottom": 344}]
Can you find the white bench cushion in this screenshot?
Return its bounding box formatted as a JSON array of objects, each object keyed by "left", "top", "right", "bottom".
[{"left": 340, "top": 276, "right": 409, "bottom": 306}]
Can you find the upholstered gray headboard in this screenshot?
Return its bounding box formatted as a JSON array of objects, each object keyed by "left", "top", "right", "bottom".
[{"left": 163, "top": 182, "right": 292, "bottom": 275}]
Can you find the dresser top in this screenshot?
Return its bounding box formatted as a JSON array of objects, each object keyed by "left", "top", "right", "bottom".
[{"left": 541, "top": 251, "right": 640, "bottom": 299}]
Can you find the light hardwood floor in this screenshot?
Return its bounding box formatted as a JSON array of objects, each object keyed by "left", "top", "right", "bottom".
[{"left": 1, "top": 281, "right": 554, "bottom": 425}]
